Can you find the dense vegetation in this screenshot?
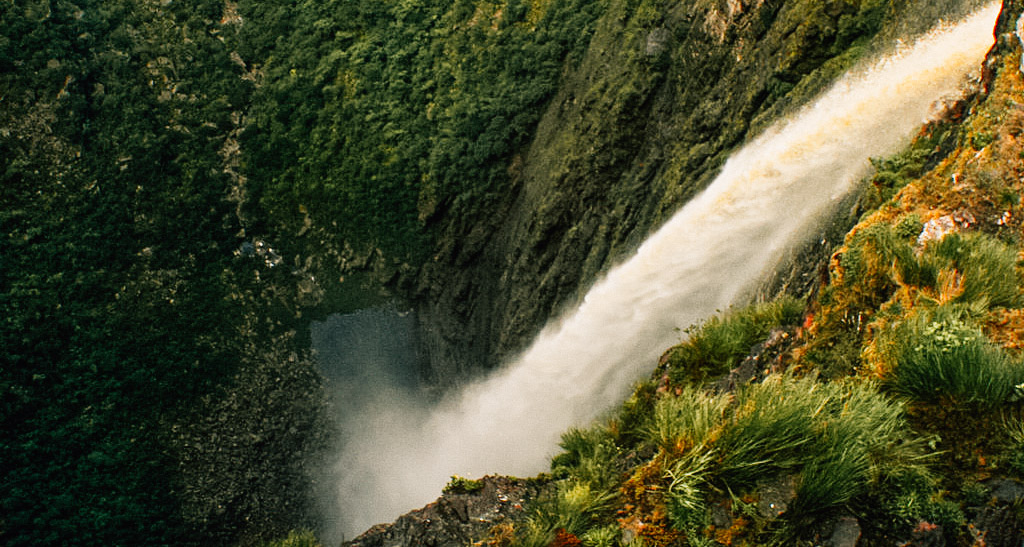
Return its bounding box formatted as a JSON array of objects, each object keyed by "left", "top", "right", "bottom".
[
  {"left": 2, "top": 0, "right": 325, "bottom": 544},
  {"left": 1, "top": 0, "right": 610, "bottom": 543},
  {"left": 238, "top": 0, "right": 604, "bottom": 264}
]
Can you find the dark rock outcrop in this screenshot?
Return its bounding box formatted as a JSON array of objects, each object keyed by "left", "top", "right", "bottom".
[
  {"left": 343, "top": 476, "right": 550, "bottom": 547},
  {"left": 969, "top": 505, "right": 1024, "bottom": 547},
  {"left": 713, "top": 328, "right": 795, "bottom": 393}
]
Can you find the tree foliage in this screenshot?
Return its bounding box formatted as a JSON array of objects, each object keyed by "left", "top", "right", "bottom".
[
  {"left": 238, "top": 0, "right": 604, "bottom": 260},
  {"left": 2, "top": 0, "right": 322, "bottom": 544}
]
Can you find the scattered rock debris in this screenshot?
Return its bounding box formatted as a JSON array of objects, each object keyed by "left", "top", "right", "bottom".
[{"left": 344, "top": 476, "right": 549, "bottom": 547}]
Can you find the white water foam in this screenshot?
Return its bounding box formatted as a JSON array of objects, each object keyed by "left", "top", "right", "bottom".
[{"left": 330, "top": 3, "right": 1000, "bottom": 539}]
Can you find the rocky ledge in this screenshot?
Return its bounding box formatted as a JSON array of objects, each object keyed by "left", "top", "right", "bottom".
[{"left": 344, "top": 476, "right": 551, "bottom": 547}]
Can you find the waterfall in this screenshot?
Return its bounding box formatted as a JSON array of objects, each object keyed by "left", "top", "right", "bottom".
[{"left": 328, "top": 2, "right": 1000, "bottom": 539}]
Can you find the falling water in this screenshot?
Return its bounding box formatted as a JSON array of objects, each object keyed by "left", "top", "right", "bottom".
[{"left": 329, "top": 3, "right": 1000, "bottom": 539}]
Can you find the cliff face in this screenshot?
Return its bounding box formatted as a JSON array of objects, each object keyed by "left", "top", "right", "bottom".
[{"left": 410, "top": 0, "right": 991, "bottom": 381}]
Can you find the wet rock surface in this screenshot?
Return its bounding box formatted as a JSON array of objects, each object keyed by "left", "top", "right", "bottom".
[
  {"left": 713, "top": 328, "right": 796, "bottom": 394},
  {"left": 827, "top": 516, "right": 862, "bottom": 547},
  {"left": 968, "top": 505, "right": 1024, "bottom": 547}
]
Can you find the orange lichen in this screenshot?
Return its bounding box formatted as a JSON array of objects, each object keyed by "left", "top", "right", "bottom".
[
  {"left": 637, "top": 513, "right": 684, "bottom": 547},
  {"left": 616, "top": 453, "right": 684, "bottom": 546},
  {"left": 476, "top": 522, "right": 516, "bottom": 547},
  {"left": 550, "top": 529, "right": 583, "bottom": 547},
  {"left": 713, "top": 516, "right": 751, "bottom": 546},
  {"left": 985, "top": 308, "right": 1024, "bottom": 350}
]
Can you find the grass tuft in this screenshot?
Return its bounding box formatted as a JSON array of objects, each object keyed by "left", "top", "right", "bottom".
[
  {"left": 713, "top": 375, "right": 869, "bottom": 491},
  {"left": 516, "top": 481, "right": 615, "bottom": 547},
  {"left": 652, "top": 375, "right": 932, "bottom": 540},
  {"left": 551, "top": 424, "right": 621, "bottom": 490},
  {"left": 578, "top": 525, "right": 619, "bottom": 547},
  {"left": 921, "top": 232, "right": 1022, "bottom": 309},
  {"left": 1002, "top": 417, "right": 1024, "bottom": 478},
  {"left": 664, "top": 448, "right": 717, "bottom": 534},
  {"left": 885, "top": 309, "right": 1024, "bottom": 409},
  {"left": 444, "top": 475, "right": 485, "bottom": 494},
  {"left": 643, "top": 385, "right": 728, "bottom": 453},
  {"left": 661, "top": 296, "right": 804, "bottom": 385}
]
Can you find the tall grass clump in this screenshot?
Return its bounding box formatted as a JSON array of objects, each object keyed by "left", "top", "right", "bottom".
[
  {"left": 517, "top": 424, "right": 623, "bottom": 546},
  {"left": 794, "top": 383, "right": 931, "bottom": 513},
  {"left": 644, "top": 385, "right": 729, "bottom": 453},
  {"left": 713, "top": 376, "right": 824, "bottom": 488},
  {"left": 530, "top": 375, "right": 934, "bottom": 544},
  {"left": 514, "top": 481, "right": 616, "bottom": 547},
  {"left": 885, "top": 309, "right": 1024, "bottom": 408},
  {"left": 664, "top": 448, "right": 718, "bottom": 536},
  {"left": 1001, "top": 417, "right": 1024, "bottom": 478},
  {"left": 661, "top": 296, "right": 804, "bottom": 384},
  {"left": 919, "top": 232, "right": 1022, "bottom": 309},
  {"left": 651, "top": 375, "right": 931, "bottom": 540},
  {"left": 551, "top": 423, "right": 621, "bottom": 490}
]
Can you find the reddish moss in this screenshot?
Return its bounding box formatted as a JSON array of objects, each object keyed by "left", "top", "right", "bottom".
[
  {"left": 713, "top": 516, "right": 751, "bottom": 546},
  {"left": 985, "top": 308, "right": 1024, "bottom": 350},
  {"left": 550, "top": 529, "right": 582, "bottom": 547},
  {"left": 616, "top": 453, "right": 684, "bottom": 545}
]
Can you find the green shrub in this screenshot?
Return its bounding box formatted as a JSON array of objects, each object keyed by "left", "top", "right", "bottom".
[
  {"left": 262, "top": 530, "right": 321, "bottom": 547},
  {"left": 443, "top": 475, "right": 484, "bottom": 494},
  {"left": 662, "top": 296, "right": 804, "bottom": 385},
  {"left": 894, "top": 213, "right": 924, "bottom": 240},
  {"left": 921, "top": 232, "right": 1022, "bottom": 309},
  {"left": 643, "top": 385, "right": 728, "bottom": 452},
  {"left": 962, "top": 481, "right": 990, "bottom": 507},
  {"left": 860, "top": 146, "right": 932, "bottom": 210},
  {"left": 884, "top": 489, "right": 965, "bottom": 532},
  {"left": 886, "top": 310, "right": 1024, "bottom": 408}
]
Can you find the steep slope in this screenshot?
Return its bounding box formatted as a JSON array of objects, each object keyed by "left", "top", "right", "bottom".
[
  {"left": 231, "top": 0, "right": 990, "bottom": 381},
  {"left": 411, "top": 0, "right": 993, "bottom": 380}
]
